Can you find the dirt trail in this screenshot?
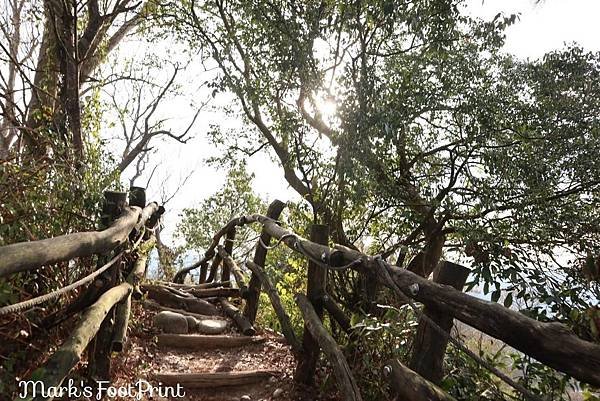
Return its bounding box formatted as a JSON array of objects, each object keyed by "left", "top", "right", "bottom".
[{"left": 111, "top": 303, "right": 339, "bottom": 401}]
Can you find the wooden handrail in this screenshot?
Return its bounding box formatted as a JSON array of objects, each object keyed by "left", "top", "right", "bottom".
[{"left": 0, "top": 203, "right": 160, "bottom": 277}]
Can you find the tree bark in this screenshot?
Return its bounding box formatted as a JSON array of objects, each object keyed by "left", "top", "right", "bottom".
[
  {"left": 220, "top": 228, "right": 236, "bottom": 283},
  {"left": 21, "top": 283, "right": 131, "bottom": 401},
  {"left": 217, "top": 245, "right": 247, "bottom": 295},
  {"left": 111, "top": 294, "right": 131, "bottom": 352},
  {"left": 295, "top": 294, "right": 363, "bottom": 401},
  {"left": 295, "top": 224, "right": 328, "bottom": 385},
  {"left": 218, "top": 298, "right": 255, "bottom": 336}
]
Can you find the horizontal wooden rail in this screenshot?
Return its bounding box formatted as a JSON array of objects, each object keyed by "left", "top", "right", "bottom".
[{"left": 0, "top": 203, "right": 160, "bottom": 278}]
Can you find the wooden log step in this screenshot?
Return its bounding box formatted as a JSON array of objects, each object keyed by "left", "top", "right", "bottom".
[
  {"left": 157, "top": 281, "right": 232, "bottom": 289},
  {"left": 157, "top": 334, "right": 266, "bottom": 349},
  {"left": 187, "top": 287, "right": 241, "bottom": 298},
  {"left": 143, "top": 285, "right": 219, "bottom": 315},
  {"left": 154, "top": 370, "right": 277, "bottom": 388},
  {"left": 142, "top": 300, "right": 228, "bottom": 321}
]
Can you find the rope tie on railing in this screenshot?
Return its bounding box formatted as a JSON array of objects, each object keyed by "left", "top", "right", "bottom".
[
  {"left": 257, "top": 233, "right": 362, "bottom": 271},
  {"left": 257, "top": 233, "right": 296, "bottom": 250},
  {"left": 373, "top": 256, "right": 545, "bottom": 401}
]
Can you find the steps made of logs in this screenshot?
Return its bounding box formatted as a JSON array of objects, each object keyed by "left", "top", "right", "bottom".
[
  {"left": 157, "top": 334, "right": 266, "bottom": 349},
  {"left": 143, "top": 285, "right": 219, "bottom": 315},
  {"left": 154, "top": 370, "right": 277, "bottom": 388}
]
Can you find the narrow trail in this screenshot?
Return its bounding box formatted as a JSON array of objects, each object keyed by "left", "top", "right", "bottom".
[{"left": 111, "top": 299, "right": 337, "bottom": 401}]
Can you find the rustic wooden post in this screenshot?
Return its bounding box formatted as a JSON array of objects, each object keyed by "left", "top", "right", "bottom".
[
  {"left": 21, "top": 284, "right": 132, "bottom": 401},
  {"left": 88, "top": 190, "right": 129, "bottom": 381},
  {"left": 243, "top": 199, "right": 286, "bottom": 323},
  {"left": 409, "top": 261, "right": 470, "bottom": 384},
  {"left": 221, "top": 228, "right": 236, "bottom": 284},
  {"left": 129, "top": 186, "right": 146, "bottom": 208},
  {"left": 198, "top": 261, "right": 209, "bottom": 284},
  {"left": 218, "top": 245, "right": 248, "bottom": 296},
  {"left": 294, "top": 224, "right": 329, "bottom": 385}
]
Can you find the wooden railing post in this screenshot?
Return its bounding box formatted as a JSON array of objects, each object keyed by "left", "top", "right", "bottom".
[
  {"left": 198, "top": 261, "right": 209, "bottom": 284},
  {"left": 88, "top": 190, "right": 129, "bottom": 381},
  {"left": 294, "top": 223, "right": 329, "bottom": 385},
  {"left": 243, "top": 200, "right": 286, "bottom": 323},
  {"left": 221, "top": 227, "right": 236, "bottom": 284},
  {"left": 409, "top": 261, "right": 470, "bottom": 384}
]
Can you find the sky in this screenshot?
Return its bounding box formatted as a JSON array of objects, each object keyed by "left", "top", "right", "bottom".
[{"left": 113, "top": 0, "right": 600, "bottom": 247}]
